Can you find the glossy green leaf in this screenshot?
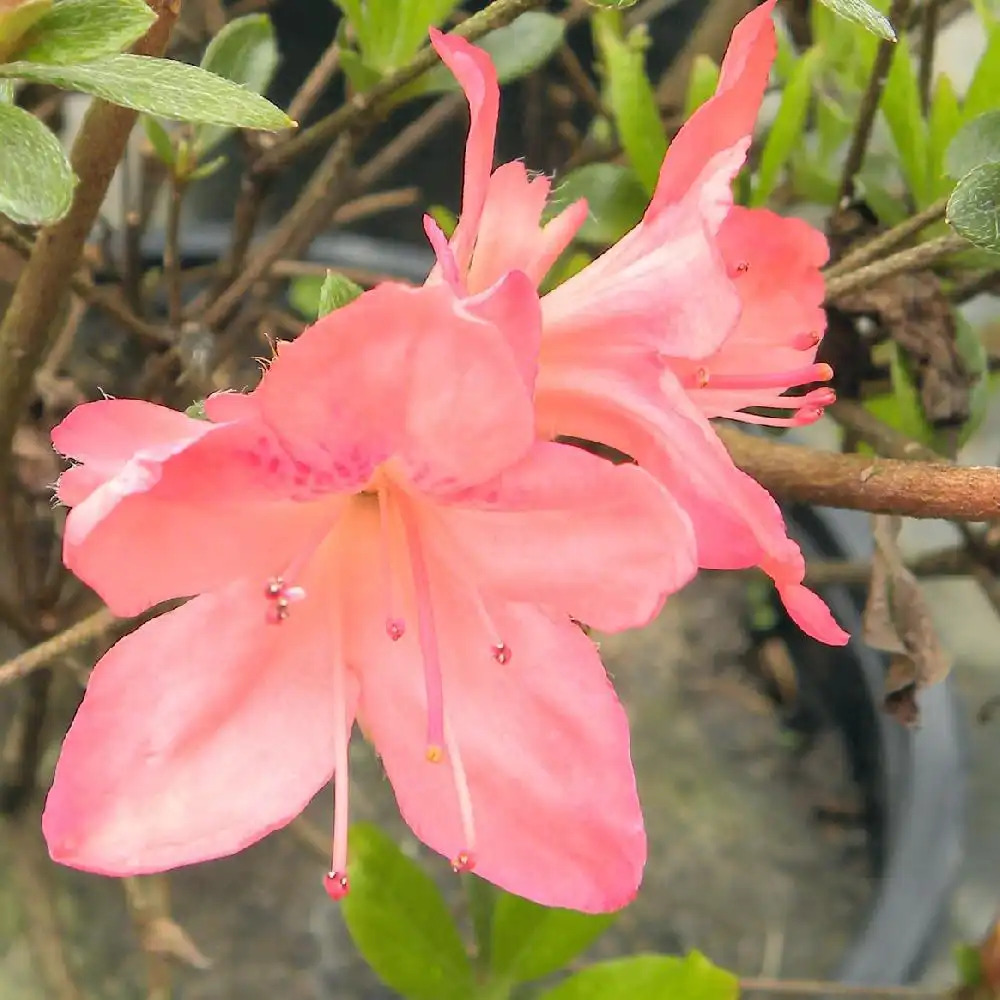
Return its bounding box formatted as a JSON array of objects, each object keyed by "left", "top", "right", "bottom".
[
  {"left": 683, "top": 53, "right": 719, "bottom": 118},
  {"left": 0, "top": 54, "right": 293, "bottom": 129},
  {"left": 593, "top": 12, "right": 666, "bottom": 194},
  {"left": 14, "top": 0, "right": 153, "bottom": 64},
  {"left": 411, "top": 12, "right": 564, "bottom": 96},
  {"left": 947, "top": 161, "right": 1000, "bottom": 252},
  {"left": 0, "top": 0, "right": 50, "bottom": 61},
  {"left": 537, "top": 952, "right": 739, "bottom": 1000},
  {"left": 339, "top": 824, "right": 475, "bottom": 1000},
  {"left": 194, "top": 14, "right": 280, "bottom": 154},
  {"left": 491, "top": 893, "right": 616, "bottom": 984},
  {"left": 548, "top": 163, "right": 646, "bottom": 246},
  {"left": 927, "top": 73, "right": 962, "bottom": 194},
  {"left": 816, "top": 0, "right": 896, "bottom": 40},
  {"left": 0, "top": 101, "right": 75, "bottom": 224},
  {"left": 881, "top": 36, "right": 929, "bottom": 202},
  {"left": 946, "top": 110, "right": 1000, "bottom": 178},
  {"left": 752, "top": 46, "right": 820, "bottom": 206}
]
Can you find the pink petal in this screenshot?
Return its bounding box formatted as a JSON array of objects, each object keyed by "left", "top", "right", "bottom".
[
  {"left": 43, "top": 575, "right": 354, "bottom": 875},
  {"left": 63, "top": 416, "right": 345, "bottom": 616},
  {"left": 345, "top": 528, "right": 645, "bottom": 911},
  {"left": 540, "top": 195, "right": 741, "bottom": 363},
  {"left": 256, "top": 281, "right": 537, "bottom": 492},
  {"left": 534, "top": 364, "right": 849, "bottom": 646},
  {"left": 669, "top": 207, "right": 831, "bottom": 418},
  {"left": 463, "top": 161, "right": 586, "bottom": 294},
  {"left": 432, "top": 440, "right": 695, "bottom": 632},
  {"left": 429, "top": 28, "right": 500, "bottom": 275},
  {"left": 648, "top": 0, "right": 777, "bottom": 224}
]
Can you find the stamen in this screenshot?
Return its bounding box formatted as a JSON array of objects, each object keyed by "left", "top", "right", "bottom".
[
  {"left": 733, "top": 260, "right": 750, "bottom": 274},
  {"left": 264, "top": 576, "right": 307, "bottom": 625},
  {"left": 444, "top": 717, "right": 476, "bottom": 872},
  {"left": 397, "top": 500, "right": 446, "bottom": 756},
  {"left": 493, "top": 642, "right": 512, "bottom": 665},
  {"left": 690, "top": 362, "right": 833, "bottom": 392},
  {"left": 378, "top": 486, "right": 406, "bottom": 642},
  {"left": 324, "top": 871, "right": 349, "bottom": 900},
  {"left": 325, "top": 617, "right": 351, "bottom": 900}
]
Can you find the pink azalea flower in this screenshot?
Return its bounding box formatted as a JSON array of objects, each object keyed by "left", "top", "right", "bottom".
[
  {"left": 43, "top": 277, "right": 699, "bottom": 913},
  {"left": 426, "top": 1, "right": 849, "bottom": 647}
]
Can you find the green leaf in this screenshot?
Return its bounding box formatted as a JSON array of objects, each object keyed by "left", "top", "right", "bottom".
[
  {"left": 927, "top": 73, "right": 962, "bottom": 194},
  {"left": 881, "top": 35, "right": 929, "bottom": 202},
  {"left": 864, "top": 342, "right": 936, "bottom": 449},
  {"left": 318, "top": 270, "right": 363, "bottom": 316},
  {"left": 490, "top": 893, "right": 616, "bottom": 984},
  {"left": 185, "top": 399, "right": 209, "bottom": 420},
  {"left": 946, "top": 110, "right": 1000, "bottom": 179},
  {"left": 963, "top": 24, "right": 1000, "bottom": 122},
  {"left": 386, "top": 0, "right": 460, "bottom": 70},
  {"left": 0, "top": 54, "right": 293, "bottom": 129},
  {"left": 537, "top": 952, "right": 739, "bottom": 1000},
  {"left": 593, "top": 12, "right": 666, "bottom": 194},
  {"left": 0, "top": 101, "right": 75, "bottom": 224},
  {"left": 340, "top": 824, "right": 475, "bottom": 1000},
  {"left": 947, "top": 161, "right": 1000, "bottom": 253},
  {"left": 751, "top": 46, "right": 820, "bottom": 206},
  {"left": 14, "top": 0, "right": 154, "bottom": 64},
  {"left": 0, "top": 79, "right": 14, "bottom": 102},
  {"left": 427, "top": 204, "right": 457, "bottom": 238},
  {"left": 683, "top": 53, "right": 719, "bottom": 119},
  {"left": 548, "top": 163, "right": 647, "bottom": 246},
  {"left": 411, "top": 12, "right": 565, "bottom": 96},
  {"left": 194, "top": 14, "right": 280, "bottom": 155},
  {"left": 955, "top": 943, "right": 984, "bottom": 987},
  {"left": 142, "top": 114, "right": 175, "bottom": 165},
  {"left": 816, "top": 0, "right": 896, "bottom": 40},
  {"left": 815, "top": 93, "right": 852, "bottom": 161},
  {"left": 339, "top": 47, "right": 383, "bottom": 93},
  {"left": 0, "top": 0, "right": 51, "bottom": 62}
]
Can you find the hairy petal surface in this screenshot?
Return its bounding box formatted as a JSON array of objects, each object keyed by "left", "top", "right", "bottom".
[
  {"left": 432, "top": 440, "right": 695, "bottom": 632},
  {"left": 43, "top": 573, "right": 353, "bottom": 874}
]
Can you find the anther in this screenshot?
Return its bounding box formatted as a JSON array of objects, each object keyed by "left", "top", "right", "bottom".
[
  {"left": 426, "top": 744, "right": 444, "bottom": 763},
  {"left": 386, "top": 618, "right": 406, "bottom": 641},
  {"left": 492, "top": 642, "right": 512, "bottom": 665},
  {"left": 734, "top": 260, "right": 750, "bottom": 274},
  {"left": 694, "top": 367, "right": 710, "bottom": 388},
  {"left": 323, "top": 871, "right": 350, "bottom": 900},
  {"left": 451, "top": 851, "right": 476, "bottom": 873}
]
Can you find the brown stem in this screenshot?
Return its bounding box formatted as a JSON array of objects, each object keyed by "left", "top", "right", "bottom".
[
  {"left": 918, "top": 0, "right": 942, "bottom": 115},
  {"left": 164, "top": 178, "right": 185, "bottom": 330},
  {"left": 740, "top": 977, "right": 941, "bottom": 997},
  {"left": 826, "top": 195, "right": 949, "bottom": 277},
  {"left": 804, "top": 544, "right": 971, "bottom": 586},
  {"left": 0, "top": 0, "right": 179, "bottom": 477},
  {"left": 835, "top": 0, "right": 914, "bottom": 206},
  {"left": 255, "top": 0, "right": 547, "bottom": 177},
  {"left": 824, "top": 234, "right": 968, "bottom": 300},
  {"left": 286, "top": 37, "right": 341, "bottom": 125},
  {"left": 716, "top": 425, "right": 1000, "bottom": 521}
]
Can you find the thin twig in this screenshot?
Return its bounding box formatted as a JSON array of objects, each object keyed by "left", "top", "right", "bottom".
[
  {"left": 255, "top": 0, "right": 547, "bottom": 176},
  {"left": 287, "top": 37, "right": 341, "bottom": 124},
  {"left": 824, "top": 234, "right": 968, "bottom": 300},
  {"left": 164, "top": 178, "right": 186, "bottom": 330},
  {"left": 825, "top": 196, "right": 949, "bottom": 278},
  {"left": 332, "top": 186, "right": 420, "bottom": 226},
  {"left": 716, "top": 424, "right": 1000, "bottom": 521},
  {"left": 740, "top": 977, "right": 942, "bottom": 997},
  {"left": 804, "top": 544, "right": 971, "bottom": 586},
  {"left": 835, "top": 0, "right": 914, "bottom": 206},
  {"left": 950, "top": 267, "right": 1000, "bottom": 302},
  {"left": 918, "top": 0, "right": 942, "bottom": 115}
]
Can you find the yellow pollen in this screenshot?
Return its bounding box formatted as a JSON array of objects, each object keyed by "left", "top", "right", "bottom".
[{"left": 425, "top": 744, "right": 444, "bottom": 763}]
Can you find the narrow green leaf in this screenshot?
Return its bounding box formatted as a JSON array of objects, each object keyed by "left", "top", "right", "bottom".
[
  {"left": 955, "top": 312, "right": 990, "bottom": 446},
  {"left": 537, "top": 952, "right": 739, "bottom": 1000},
  {"left": 947, "top": 161, "right": 1000, "bottom": 253},
  {"left": 0, "top": 79, "right": 14, "bottom": 102},
  {"left": 15, "top": 0, "right": 154, "bottom": 64},
  {"left": 863, "top": 343, "right": 936, "bottom": 449},
  {"left": 955, "top": 943, "right": 984, "bottom": 987},
  {"left": 963, "top": 24, "right": 1000, "bottom": 123},
  {"left": 318, "top": 270, "right": 363, "bottom": 316},
  {"left": 340, "top": 824, "right": 475, "bottom": 1000},
  {"left": 142, "top": 114, "right": 175, "bottom": 165},
  {"left": 683, "top": 53, "right": 719, "bottom": 119},
  {"left": 946, "top": 110, "right": 1000, "bottom": 179},
  {"left": 927, "top": 73, "right": 962, "bottom": 194},
  {"left": 752, "top": 46, "right": 820, "bottom": 206},
  {"left": 194, "top": 14, "right": 280, "bottom": 154},
  {"left": 881, "top": 35, "right": 929, "bottom": 202},
  {"left": 815, "top": 93, "right": 852, "bottom": 160},
  {"left": 0, "top": 54, "right": 293, "bottom": 129},
  {"left": 0, "top": 0, "right": 51, "bottom": 61},
  {"left": 339, "top": 47, "right": 382, "bottom": 93},
  {"left": 387, "top": 0, "right": 460, "bottom": 70},
  {"left": 593, "top": 12, "right": 666, "bottom": 194},
  {"left": 411, "top": 12, "right": 565, "bottom": 96},
  {"left": 490, "top": 893, "right": 616, "bottom": 984},
  {"left": 816, "top": 0, "right": 896, "bottom": 40},
  {"left": 548, "top": 163, "right": 647, "bottom": 246},
  {"left": 0, "top": 102, "right": 75, "bottom": 224}
]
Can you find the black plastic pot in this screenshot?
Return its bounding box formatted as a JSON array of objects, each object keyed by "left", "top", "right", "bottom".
[{"left": 781, "top": 504, "right": 964, "bottom": 985}]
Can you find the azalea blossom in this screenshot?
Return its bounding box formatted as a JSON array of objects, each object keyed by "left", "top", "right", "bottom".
[
  {"left": 43, "top": 277, "right": 699, "bottom": 912},
  {"left": 426, "top": 0, "right": 849, "bottom": 646}
]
